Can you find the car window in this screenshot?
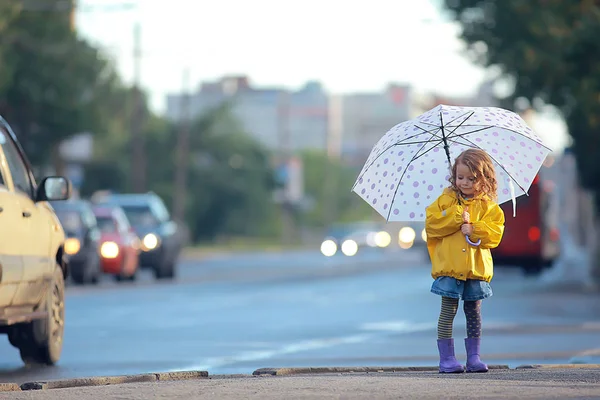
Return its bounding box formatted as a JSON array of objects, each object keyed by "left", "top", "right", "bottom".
[
  {"left": 114, "top": 210, "right": 132, "bottom": 234},
  {"left": 0, "top": 132, "right": 7, "bottom": 187},
  {"left": 54, "top": 209, "right": 83, "bottom": 232},
  {"left": 0, "top": 161, "right": 6, "bottom": 187},
  {"left": 80, "top": 207, "right": 97, "bottom": 229},
  {"left": 151, "top": 198, "right": 170, "bottom": 222},
  {"left": 0, "top": 129, "right": 33, "bottom": 197},
  {"left": 121, "top": 205, "right": 160, "bottom": 227},
  {"left": 96, "top": 216, "right": 118, "bottom": 234}
]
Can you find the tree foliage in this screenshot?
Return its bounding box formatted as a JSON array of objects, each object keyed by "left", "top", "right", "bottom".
[
  {"left": 0, "top": 0, "right": 123, "bottom": 169},
  {"left": 443, "top": 0, "right": 600, "bottom": 204},
  {"left": 300, "top": 150, "right": 374, "bottom": 227},
  {"left": 82, "top": 104, "right": 279, "bottom": 242}
]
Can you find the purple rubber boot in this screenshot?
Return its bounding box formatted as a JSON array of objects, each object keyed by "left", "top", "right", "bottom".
[
  {"left": 465, "top": 337, "right": 488, "bottom": 372},
  {"left": 437, "top": 338, "right": 465, "bottom": 373}
]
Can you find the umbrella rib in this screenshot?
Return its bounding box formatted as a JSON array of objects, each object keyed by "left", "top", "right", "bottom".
[
  {"left": 446, "top": 136, "right": 529, "bottom": 195},
  {"left": 444, "top": 124, "right": 552, "bottom": 151},
  {"left": 446, "top": 126, "right": 493, "bottom": 140},
  {"left": 388, "top": 109, "right": 477, "bottom": 147},
  {"left": 443, "top": 112, "right": 477, "bottom": 140},
  {"left": 352, "top": 125, "right": 445, "bottom": 191},
  {"left": 412, "top": 125, "right": 442, "bottom": 139},
  {"left": 406, "top": 140, "right": 449, "bottom": 163},
  {"left": 351, "top": 138, "right": 444, "bottom": 191},
  {"left": 386, "top": 139, "right": 432, "bottom": 220},
  {"left": 419, "top": 110, "right": 475, "bottom": 129},
  {"left": 393, "top": 125, "right": 442, "bottom": 146}
]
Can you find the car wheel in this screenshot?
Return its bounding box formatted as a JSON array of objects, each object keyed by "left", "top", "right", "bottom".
[
  {"left": 16, "top": 266, "right": 65, "bottom": 366},
  {"left": 154, "top": 261, "right": 175, "bottom": 280},
  {"left": 70, "top": 269, "right": 86, "bottom": 285},
  {"left": 127, "top": 268, "right": 138, "bottom": 281},
  {"left": 521, "top": 257, "right": 544, "bottom": 277},
  {"left": 89, "top": 256, "right": 101, "bottom": 285}
]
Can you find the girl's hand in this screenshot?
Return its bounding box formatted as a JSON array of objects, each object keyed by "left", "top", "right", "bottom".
[
  {"left": 461, "top": 223, "right": 473, "bottom": 236},
  {"left": 462, "top": 206, "right": 470, "bottom": 223}
]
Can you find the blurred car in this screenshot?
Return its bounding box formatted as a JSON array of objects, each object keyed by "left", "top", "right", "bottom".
[
  {"left": 320, "top": 221, "right": 391, "bottom": 257},
  {"left": 493, "top": 173, "right": 560, "bottom": 275},
  {"left": 0, "top": 116, "right": 71, "bottom": 366},
  {"left": 50, "top": 200, "right": 102, "bottom": 285},
  {"left": 93, "top": 205, "right": 140, "bottom": 281},
  {"left": 95, "top": 192, "right": 182, "bottom": 279},
  {"left": 387, "top": 221, "right": 428, "bottom": 250},
  {"left": 320, "top": 220, "right": 428, "bottom": 257}
]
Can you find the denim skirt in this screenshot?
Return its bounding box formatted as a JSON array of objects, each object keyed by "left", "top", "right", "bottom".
[{"left": 431, "top": 276, "right": 492, "bottom": 301}]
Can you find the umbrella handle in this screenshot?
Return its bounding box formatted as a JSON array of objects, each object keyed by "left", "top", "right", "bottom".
[{"left": 465, "top": 235, "right": 481, "bottom": 246}]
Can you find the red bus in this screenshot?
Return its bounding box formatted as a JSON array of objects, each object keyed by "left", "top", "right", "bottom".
[{"left": 492, "top": 174, "right": 560, "bottom": 275}]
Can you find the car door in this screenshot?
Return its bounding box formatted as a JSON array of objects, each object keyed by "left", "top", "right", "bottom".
[
  {"left": 0, "top": 130, "right": 49, "bottom": 306},
  {"left": 0, "top": 137, "right": 24, "bottom": 308}
]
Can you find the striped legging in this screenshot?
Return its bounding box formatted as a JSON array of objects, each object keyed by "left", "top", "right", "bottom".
[{"left": 438, "top": 296, "right": 482, "bottom": 339}]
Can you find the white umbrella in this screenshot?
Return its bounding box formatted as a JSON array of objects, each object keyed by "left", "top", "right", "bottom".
[{"left": 352, "top": 104, "right": 552, "bottom": 221}]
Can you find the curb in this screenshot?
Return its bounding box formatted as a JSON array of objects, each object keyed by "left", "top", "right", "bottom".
[
  {"left": 10, "top": 364, "right": 600, "bottom": 390},
  {"left": 516, "top": 364, "right": 600, "bottom": 370},
  {"left": 253, "top": 365, "right": 510, "bottom": 376},
  {"left": 20, "top": 370, "right": 208, "bottom": 391},
  {"left": 0, "top": 383, "right": 20, "bottom": 392}
]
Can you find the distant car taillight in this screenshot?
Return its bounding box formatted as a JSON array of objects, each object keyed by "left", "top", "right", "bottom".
[{"left": 528, "top": 226, "right": 541, "bottom": 242}]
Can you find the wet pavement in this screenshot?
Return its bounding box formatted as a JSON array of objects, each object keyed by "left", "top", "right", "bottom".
[{"left": 0, "top": 247, "right": 598, "bottom": 384}]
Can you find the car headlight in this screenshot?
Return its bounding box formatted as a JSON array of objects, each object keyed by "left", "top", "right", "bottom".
[
  {"left": 399, "top": 227, "right": 416, "bottom": 244},
  {"left": 142, "top": 233, "right": 160, "bottom": 251},
  {"left": 421, "top": 228, "right": 427, "bottom": 242},
  {"left": 320, "top": 239, "right": 337, "bottom": 257},
  {"left": 64, "top": 238, "right": 81, "bottom": 255},
  {"left": 100, "top": 241, "right": 120, "bottom": 259},
  {"left": 341, "top": 239, "right": 358, "bottom": 256},
  {"left": 374, "top": 231, "right": 392, "bottom": 248}
]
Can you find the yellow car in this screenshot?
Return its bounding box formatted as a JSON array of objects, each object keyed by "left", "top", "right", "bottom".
[{"left": 0, "top": 117, "right": 71, "bottom": 366}]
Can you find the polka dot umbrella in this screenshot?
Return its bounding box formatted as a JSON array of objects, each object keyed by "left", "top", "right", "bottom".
[{"left": 351, "top": 104, "right": 552, "bottom": 222}]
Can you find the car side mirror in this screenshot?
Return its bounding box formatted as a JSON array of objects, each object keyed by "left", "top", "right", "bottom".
[{"left": 36, "top": 176, "right": 72, "bottom": 202}]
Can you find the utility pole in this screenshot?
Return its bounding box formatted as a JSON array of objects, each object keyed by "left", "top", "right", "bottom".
[
  {"left": 277, "top": 90, "right": 294, "bottom": 245},
  {"left": 69, "top": 0, "right": 76, "bottom": 30},
  {"left": 130, "top": 22, "right": 146, "bottom": 192},
  {"left": 172, "top": 68, "right": 191, "bottom": 222},
  {"left": 323, "top": 94, "right": 343, "bottom": 228}
]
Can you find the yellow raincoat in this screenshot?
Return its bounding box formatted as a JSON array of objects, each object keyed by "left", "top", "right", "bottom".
[{"left": 425, "top": 188, "right": 505, "bottom": 282}]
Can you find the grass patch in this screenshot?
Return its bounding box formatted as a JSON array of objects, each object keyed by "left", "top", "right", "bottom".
[{"left": 182, "top": 236, "right": 309, "bottom": 258}]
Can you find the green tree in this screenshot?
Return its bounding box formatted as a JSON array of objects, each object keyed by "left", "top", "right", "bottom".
[
  {"left": 182, "top": 106, "right": 279, "bottom": 241},
  {"left": 0, "top": 1, "right": 21, "bottom": 95},
  {"left": 443, "top": 0, "right": 600, "bottom": 278},
  {"left": 0, "top": 1, "right": 122, "bottom": 172},
  {"left": 300, "top": 150, "right": 374, "bottom": 228},
  {"left": 94, "top": 104, "right": 280, "bottom": 243},
  {"left": 442, "top": 0, "right": 600, "bottom": 192}
]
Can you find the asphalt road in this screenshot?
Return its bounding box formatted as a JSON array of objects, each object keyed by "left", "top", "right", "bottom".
[{"left": 0, "top": 246, "right": 598, "bottom": 384}]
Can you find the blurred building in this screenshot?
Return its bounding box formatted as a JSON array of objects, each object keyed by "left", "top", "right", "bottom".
[
  {"left": 339, "top": 84, "right": 414, "bottom": 166},
  {"left": 413, "top": 79, "right": 499, "bottom": 112},
  {"left": 165, "top": 76, "right": 415, "bottom": 163},
  {"left": 165, "top": 77, "right": 500, "bottom": 170},
  {"left": 165, "top": 76, "right": 328, "bottom": 153}
]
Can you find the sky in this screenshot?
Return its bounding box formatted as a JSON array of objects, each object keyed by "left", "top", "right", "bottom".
[{"left": 75, "top": 0, "right": 569, "bottom": 152}]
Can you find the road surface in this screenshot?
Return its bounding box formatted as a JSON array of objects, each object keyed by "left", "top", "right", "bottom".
[{"left": 0, "top": 247, "right": 598, "bottom": 384}]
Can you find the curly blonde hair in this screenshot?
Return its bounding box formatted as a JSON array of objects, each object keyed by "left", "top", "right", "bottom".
[{"left": 449, "top": 149, "right": 498, "bottom": 201}]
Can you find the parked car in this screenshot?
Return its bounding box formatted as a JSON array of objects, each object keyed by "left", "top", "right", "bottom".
[
  {"left": 93, "top": 205, "right": 140, "bottom": 281},
  {"left": 0, "top": 116, "right": 71, "bottom": 366},
  {"left": 50, "top": 200, "right": 102, "bottom": 285},
  {"left": 95, "top": 192, "right": 182, "bottom": 279}
]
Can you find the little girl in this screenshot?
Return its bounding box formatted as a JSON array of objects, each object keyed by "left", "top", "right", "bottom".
[{"left": 425, "top": 148, "right": 505, "bottom": 373}]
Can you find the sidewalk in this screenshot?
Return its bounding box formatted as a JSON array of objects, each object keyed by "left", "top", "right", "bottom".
[{"left": 1, "top": 365, "right": 600, "bottom": 399}]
